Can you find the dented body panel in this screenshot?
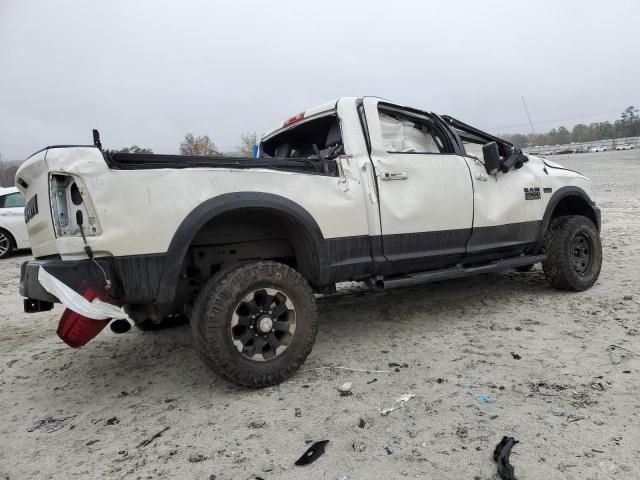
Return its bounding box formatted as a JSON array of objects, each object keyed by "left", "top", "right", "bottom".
[{"left": 16, "top": 96, "right": 600, "bottom": 321}]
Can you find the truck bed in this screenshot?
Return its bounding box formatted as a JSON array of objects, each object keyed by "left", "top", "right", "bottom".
[{"left": 105, "top": 151, "right": 336, "bottom": 176}]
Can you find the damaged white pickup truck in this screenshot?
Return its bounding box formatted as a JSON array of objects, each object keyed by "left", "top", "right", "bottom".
[{"left": 16, "top": 97, "right": 602, "bottom": 387}]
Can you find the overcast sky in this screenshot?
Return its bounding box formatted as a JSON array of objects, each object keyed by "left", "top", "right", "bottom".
[{"left": 1, "top": 0, "right": 639, "bottom": 159}]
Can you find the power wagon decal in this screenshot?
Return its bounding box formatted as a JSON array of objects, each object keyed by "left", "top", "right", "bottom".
[{"left": 524, "top": 187, "right": 541, "bottom": 200}]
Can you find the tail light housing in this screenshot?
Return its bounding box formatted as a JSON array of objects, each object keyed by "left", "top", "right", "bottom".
[
  {"left": 56, "top": 283, "right": 110, "bottom": 348},
  {"left": 49, "top": 174, "right": 101, "bottom": 238}
]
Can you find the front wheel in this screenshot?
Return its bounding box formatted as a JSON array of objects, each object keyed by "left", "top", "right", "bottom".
[
  {"left": 191, "top": 261, "right": 318, "bottom": 387},
  {"left": 542, "top": 216, "right": 602, "bottom": 291}
]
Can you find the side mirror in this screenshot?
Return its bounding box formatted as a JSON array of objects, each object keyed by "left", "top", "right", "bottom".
[{"left": 482, "top": 141, "right": 501, "bottom": 175}]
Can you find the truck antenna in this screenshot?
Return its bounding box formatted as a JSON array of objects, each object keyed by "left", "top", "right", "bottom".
[
  {"left": 92, "top": 129, "right": 102, "bottom": 150},
  {"left": 521, "top": 96, "right": 536, "bottom": 135}
]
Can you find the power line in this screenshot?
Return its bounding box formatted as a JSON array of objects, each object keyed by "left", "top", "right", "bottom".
[{"left": 489, "top": 106, "right": 629, "bottom": 132}]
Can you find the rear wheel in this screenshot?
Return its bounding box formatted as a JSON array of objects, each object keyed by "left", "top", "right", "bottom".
[
  {"left": 191, "top": 261, "right": 318, "bottom": 387},
  {"left": 542, "top": 215, "right": 602, "bottom": 291},
  {"left": 0, "top": 229, "right": 15, "bottom": 259}
]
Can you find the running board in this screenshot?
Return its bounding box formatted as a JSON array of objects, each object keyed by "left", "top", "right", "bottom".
[{"left": 371, "top": 254, "right": 546, "bottom": 290}]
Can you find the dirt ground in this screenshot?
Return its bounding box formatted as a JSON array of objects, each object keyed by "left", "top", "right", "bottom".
[{"left": 1, "top": 151, "right": 639, "bottom": 480}]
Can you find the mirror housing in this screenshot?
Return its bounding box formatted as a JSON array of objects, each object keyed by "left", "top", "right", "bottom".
[{"left": 482, "top": 141, "right": 501, "bottom": 175}]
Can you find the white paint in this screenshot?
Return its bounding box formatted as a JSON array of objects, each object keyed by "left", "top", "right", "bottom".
[
  {"left": 15, "top": 97, "right": 593, "bottom": 266},
  {"left": 0, "top": 186, "right": 29, "bottom": 249}
]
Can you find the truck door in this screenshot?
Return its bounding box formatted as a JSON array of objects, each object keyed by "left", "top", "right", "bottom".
[
  {"left": 462, "top": 144, "right": 544, "bottom": 253},
  {"left": 362, "top": 98, "right": 474, "bottom": 272}
]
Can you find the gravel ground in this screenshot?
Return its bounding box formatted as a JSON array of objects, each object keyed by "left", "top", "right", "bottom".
[{"left": 1, "top": 151, "right": 639, "bottom": 480}]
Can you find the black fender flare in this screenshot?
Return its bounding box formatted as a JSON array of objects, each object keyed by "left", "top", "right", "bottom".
[
  {"left": 155, "top": 192, "right": 326, "bottom": 305},
  {"left": 535, "top": 186, "right": 601, "bottom": 251}
]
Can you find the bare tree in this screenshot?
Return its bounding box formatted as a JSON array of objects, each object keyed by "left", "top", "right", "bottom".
[
  {"left": 180, "top": 133, "right": 220, "bottom": 156},
  {"left": 239, "top": 132, "right": 258, "bottom": 157}
]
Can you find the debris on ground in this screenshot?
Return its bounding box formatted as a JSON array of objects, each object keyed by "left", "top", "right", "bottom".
[
  {"left": 366, "top": 378, "right": 377, "bottom": 384},
  {"left": 294, "top": 440, "right": 329, "bottom": 466},
  {"left": 493, "top": 436, "right": 519, "bottom": 480},
  {"left": 188, "top": 454, "right": 208, "bottom": 463},
  {"left": 27, "top": 415, "right": 76, "bottom": 433},
  {"left": 358, "top": 418, "right": 366, "bottom": 429},
  {"left": 379, "top": 393, "right": 415, "bottom": 416},
  {"left": 248, "top": 420, "right": 266, "bottom": 429},
  {"left": 137, "top": 426, "right": 170, "bottom": 448},
  {"left": 352, "top": 441, "right": 366, "bottom": 452},
  {"left": 306, "top": 366, "right": 389, "bottom": 374},
  {"left": 295, "top": 408, "right": 302, "bottom": 417},
  {"left": 338, "top": 382, "right": 353, "bottom": 396},
  {"left": 607, "top": 344, "right": 640, "bottom": 365},
  {"left": 510, "top": 352, "right": 522, "bottom": 360},
  {"left": 388, "top": 362, "right": 408, "bottom": 368},
  {"left": 474, "top": 394, "right": 493, "bottom": 404}
]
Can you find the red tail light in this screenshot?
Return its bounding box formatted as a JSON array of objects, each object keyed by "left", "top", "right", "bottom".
[
  {"left": 283, "top": 112, "right": 305, "bottom": 127},
  {"left": 56, "top": 284, "right": 110, "bottom": 348}
]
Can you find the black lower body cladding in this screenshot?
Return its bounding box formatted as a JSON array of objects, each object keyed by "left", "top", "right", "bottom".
[
  {"left": 21, "top": 220, "right": 545, "bottom": 311},
  {"left": 20, "top": 254, "right": 165, "bottom": 306}
]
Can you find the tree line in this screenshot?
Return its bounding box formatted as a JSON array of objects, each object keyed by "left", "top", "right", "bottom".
[
  {"left": 501, "top": 106, "right": 640, "bottom": 148},
  {"left": 116, "top": 131, "right": 258, "bottom": 157}
]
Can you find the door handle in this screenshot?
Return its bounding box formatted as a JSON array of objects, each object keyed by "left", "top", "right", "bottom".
[
  {"left": 381, "top": 172, "right": 408, "bottom": 181},
  {"left": 475, "top": 172, "right": 488, "bottom": 181}
]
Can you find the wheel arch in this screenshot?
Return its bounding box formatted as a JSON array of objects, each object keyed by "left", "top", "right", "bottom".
[
  {"left": 536, "top": 186, "right": 601, "bottom": 251},
  {"left": 155, "top": 192, "right": 326, "bottom": 306}
]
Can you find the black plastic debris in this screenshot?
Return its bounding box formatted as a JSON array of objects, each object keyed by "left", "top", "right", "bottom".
[
  {"left": 137, "top": 426, "right": 170, "bottom": 448},
  {"left": 493, "top": 436, "right": 519, "bottom": 480},
  {"left": 295, "top": 440, "right": 329, "bottom": 466},
  {"left": 510, "top": 352, "right": 522, "bottom": 360},
  {"left": 106, "top": 416, "right": 119, "bottom": 425}
]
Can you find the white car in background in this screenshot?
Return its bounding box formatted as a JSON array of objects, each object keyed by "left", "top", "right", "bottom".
[
  {"left": 0, "top": 187, "right": 29, "bottom": 258},
  {"left": 589, "top": 145, "right": 607, "bottom": 152},
  {"left": 615, "top": 144, "right": 635, "bottom": 150}
]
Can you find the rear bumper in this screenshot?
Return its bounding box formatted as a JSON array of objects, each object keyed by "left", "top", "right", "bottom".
[{"left": 20, "top": 254, "right": 166, "bottom": 311}]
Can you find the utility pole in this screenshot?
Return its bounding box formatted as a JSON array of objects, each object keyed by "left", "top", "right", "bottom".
[{"left": 521, "top": 96, "right": 536, "bottom": 135}]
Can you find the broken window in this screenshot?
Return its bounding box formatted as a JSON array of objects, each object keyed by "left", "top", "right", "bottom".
[
  {"left": 260, "top": 114, "right": 344, "bottom": 160},
  {"left": 377, "top": 107, "right": 451, "bottom": 154}
]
